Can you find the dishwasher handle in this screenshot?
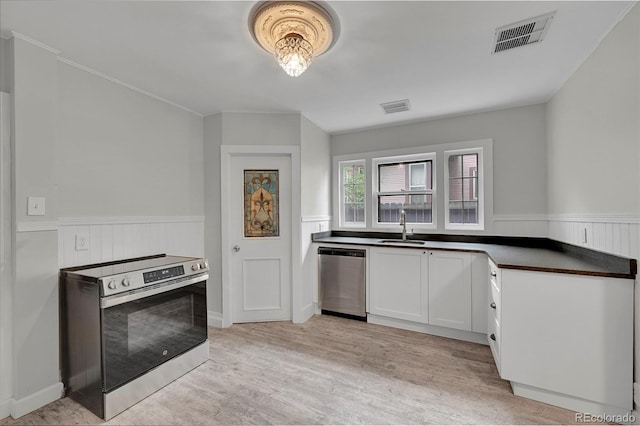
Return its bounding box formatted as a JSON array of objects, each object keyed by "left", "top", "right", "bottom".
[{"left": 318, "top": 247, "right": 366, "bottom": 257}]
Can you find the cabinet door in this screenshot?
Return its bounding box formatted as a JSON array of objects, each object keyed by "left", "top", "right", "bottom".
[
  {"left": 369, "top": 248, "right": 428, "bottom": 323},
  {"left": 428, "top": 250, "right": 472, "bottom": 331}
]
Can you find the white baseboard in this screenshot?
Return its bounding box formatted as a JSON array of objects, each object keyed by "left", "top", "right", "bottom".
[
  {"left": 0, "top": 398, "right": 10, "bottom": 420},
  {"left": 512, "top": 382, "right": 634, "bottom": 423},
  {"left": 367, "top": 314, "right": 488, "bottom": 345},
  {"left": 297, "top": 303, "right": 315, "bottom": 323},
  {"left": 9, "top": 382, "right": 63, "bottom": 419},
  {"left": 207, "top": 311, "right": 224, "bottom": 328}
]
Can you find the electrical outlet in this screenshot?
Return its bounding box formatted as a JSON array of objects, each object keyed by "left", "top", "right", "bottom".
[{"left": 75, "top": 233, "right": 89, "bottom": 251}]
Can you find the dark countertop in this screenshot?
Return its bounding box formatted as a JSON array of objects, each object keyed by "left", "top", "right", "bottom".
[{"left": 312, "top": 232, "right": 637, "bottom": 279}]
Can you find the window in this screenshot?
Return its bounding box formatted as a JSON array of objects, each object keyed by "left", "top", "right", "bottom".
[
  {"left": 334, "top": 139, "right": 491, "bottom": 232},
  {"left": 445, "top": 148, "right": 483, "bottom": 230},
  {"left": 375, "top": 155, "right": 435, "bottom": 226},
  {"left": 339, "top": 160, "right": 365, "bottom": 226}
]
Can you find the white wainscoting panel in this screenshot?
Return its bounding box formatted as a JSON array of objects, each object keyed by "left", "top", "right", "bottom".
[
  {"left": 58, "top": 216, "right": 205, "bottom": 268},
  {"left": 548, "top": 215, "right": 640, "bottom": 260}
]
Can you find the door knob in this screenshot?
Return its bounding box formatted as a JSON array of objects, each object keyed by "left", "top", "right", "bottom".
[{"left": 233, "top": 245, "right": 241, "bottom": 252}]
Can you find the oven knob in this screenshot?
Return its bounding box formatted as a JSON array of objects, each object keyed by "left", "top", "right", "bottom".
[
  {"left": 107, "top": 280, "right": 117, "bottom": 290},
  {"left": 200, "top": 261, "right": 208, "bottom": 270},
  {"left": 191, "top": 263, "right": 200, "bottom": 271},
  {"left": 122, "top": 278, "right": 131, "bottom": 287}
]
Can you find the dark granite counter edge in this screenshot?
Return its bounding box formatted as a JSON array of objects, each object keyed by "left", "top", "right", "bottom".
[{"left": 311, "top": 231, "right": 637, "bottom": 279}]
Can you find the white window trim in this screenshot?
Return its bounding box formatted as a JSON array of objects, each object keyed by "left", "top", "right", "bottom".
[
  {"left": 332, "top": 139, "right": 493, "bottom": 234},
  {"left": 372, "top": 152, "right": 437, "bottom": 231},
  {"left": 336, "top": 158, "right": 366, "bottom": 229},
  {"left": 409, "top": 162, "right": 427, "bottom": 192},
  {"left": 444, "top": 147, "right": 484, "bottom": 231}
]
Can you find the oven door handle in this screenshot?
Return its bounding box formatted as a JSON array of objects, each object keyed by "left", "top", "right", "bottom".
[{"left": 100, "top": 273, "right": 208, "bottom": 309}]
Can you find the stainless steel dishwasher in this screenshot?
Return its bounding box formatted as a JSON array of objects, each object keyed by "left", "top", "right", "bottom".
[{"left": 318, "top": 247, "right": 366, "bottom": 321}]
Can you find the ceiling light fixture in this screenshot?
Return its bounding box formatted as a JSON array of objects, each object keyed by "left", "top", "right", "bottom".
[{"left": 250, "top": 1, "right": 338, "bottom": 77}]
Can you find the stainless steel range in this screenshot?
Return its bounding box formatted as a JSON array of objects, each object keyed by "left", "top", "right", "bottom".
[{"left": 60, "top": 254, "right": 209, "bottom": 420}]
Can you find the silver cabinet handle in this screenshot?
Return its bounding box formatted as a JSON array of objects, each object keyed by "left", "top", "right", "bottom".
[{"left": 233, "top": 245, "right": 241, "bottom": 252}]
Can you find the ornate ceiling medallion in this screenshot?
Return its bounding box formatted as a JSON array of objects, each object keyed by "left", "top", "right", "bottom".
[{"left": 250, "top": 1, "right": 338, "bottom": 77}]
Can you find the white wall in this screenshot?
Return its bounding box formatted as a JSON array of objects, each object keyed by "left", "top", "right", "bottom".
[
  {"left": 301, "top": 116, "right": 331, "bottom": 218},
  {"left": 203, "top": 113, "right": 223, "bottom": 314},
  {"left": 0, "top": 92, "right": 13, "bottom": 419},
  {"left": 300, "top": 115, "right": 331, "bottom": 312},
  {"left": 203, "top": 112, "right": 302, "bottom": 316},
  {"left": 56, "top": 62, "right": 204, "bottom": 217},
  {"left": 545, "top": 3, "right": 640, "bottom": 401},
  {"left": 203, "top": 112, "right": 331, "bottom": 319},
  {"left": 547, "top": 4, "right": 639, "bottom": 218},
  {"left": 7, "top": 35, "right": 62, "bottom": 419},
  {"left": 0, "top": 38, "right": 11, "bottom": 94},
  {"left": 331, "top": 104, "right": 548, "bottom": 236},
  {"left": 221, "top": 112, "right": 300, "bottom": 146},
  {"left": 546, "top": 4, "right": 640, "bottom": 259},
  {"left": 3, "top": 34, "right": 205, "bottom": 419}
]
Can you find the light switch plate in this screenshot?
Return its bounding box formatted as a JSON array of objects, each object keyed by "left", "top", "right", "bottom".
[{"left": 27, "top": 197, "right": 46, "bottom": 216}]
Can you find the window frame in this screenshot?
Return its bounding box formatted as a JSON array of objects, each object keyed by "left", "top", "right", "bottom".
[
  {"left": 337, "top": 159, "right": 366, "bottom": 228},
  {"left": 372, "top": 153, "right": 437, "bottom": 230},
  {"left": 444, "top": 148, "right": 484, "bottom": 231},
  {"left": 332, "top": 139, "right": 492, "bottom": 234}
]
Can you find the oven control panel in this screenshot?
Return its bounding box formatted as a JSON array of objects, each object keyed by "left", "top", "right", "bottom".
[
  {"left": 143, "top": 265, "right": 184, "bottom": 284},
  {"left": 99, "top": 258, "right": 209, "bottom": 296}
]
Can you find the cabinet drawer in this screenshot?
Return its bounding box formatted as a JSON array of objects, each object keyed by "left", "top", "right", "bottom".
[
  {"left": 488, "top": 259, "right": 501, "bottom": 291},
  {"left": 488, "top": 316, "right": 501, "bottom": 375},
  {"left": 489, "top": 281, "right": 500, "bottom": 323}
]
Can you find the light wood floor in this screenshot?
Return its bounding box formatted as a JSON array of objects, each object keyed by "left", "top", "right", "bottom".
[{"left": 1, "top": 315, "right": 579, "bottom": 425}]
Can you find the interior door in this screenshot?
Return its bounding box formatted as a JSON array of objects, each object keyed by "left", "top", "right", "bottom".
[{"left": 230, "top": 154, "right": 291, "bottom": 323}]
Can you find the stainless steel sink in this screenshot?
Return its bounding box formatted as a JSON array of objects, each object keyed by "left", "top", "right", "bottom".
[{"left": 376, "top": 239, "right": 426, "bottom": 246}]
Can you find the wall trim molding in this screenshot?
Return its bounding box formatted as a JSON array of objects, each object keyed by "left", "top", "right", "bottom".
[
  {"left": 493, "top": 214, "right": 548, "bottom": 222},
  {"left": 207, "top": 311, "right": 224, "bottom": 328},
  {"left": 10, "top": 31, "right": 61, "bottom": 55},
  {"left": 58, "top": 215, "right": 205, "bottom": 226},
  {"left": 548, "top": 214, "right": 640, "bottom": 224},
  {"left": 56, "top": 57, "right": 202, "bottom": 117},
  {"left": 9, "top": 382, "right": 63, "bottom": 419},
  {"left": 301, "top": 215, "right": 332, "bottom": 223},
  {"left": 493, "top": 214, "right": 640, "bottom": 224},
  {"left": 16, "top": 222, "right": 59, "bottom": 233}
]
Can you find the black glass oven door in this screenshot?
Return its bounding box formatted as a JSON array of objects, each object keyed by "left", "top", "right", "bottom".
[{"left": 101, "top": 281, "right": 207, "bottom": 392}]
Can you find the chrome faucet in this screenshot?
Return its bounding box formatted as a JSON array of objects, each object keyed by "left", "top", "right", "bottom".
[{"left": 400, "top": 210, "right": 407, "bottom": 240}]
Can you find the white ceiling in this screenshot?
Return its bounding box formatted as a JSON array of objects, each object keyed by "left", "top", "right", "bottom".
[{"left": 0, "top": 1, "right": 636, "bottom": 134}]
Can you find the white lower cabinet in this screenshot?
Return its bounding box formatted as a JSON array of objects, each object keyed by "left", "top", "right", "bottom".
[
  {"left": 490, "top": 258, "right": 634, "bottom": 416},
  {"left": 369, "top": 247, "right": 428, "bottom": 323},
  {"left": 369, "top": 247, "right": 488, "bottom": 337},
  {"left": 427, "top": 250, "right": 471, "bottom": 331}
]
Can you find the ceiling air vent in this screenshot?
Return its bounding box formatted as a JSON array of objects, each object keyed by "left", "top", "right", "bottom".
[
  {"left": 492, "top": 11, "right": 555, "bottom": 54},
  {"left": 380, "top": 99, "right": 411, "bottom": 114}
]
